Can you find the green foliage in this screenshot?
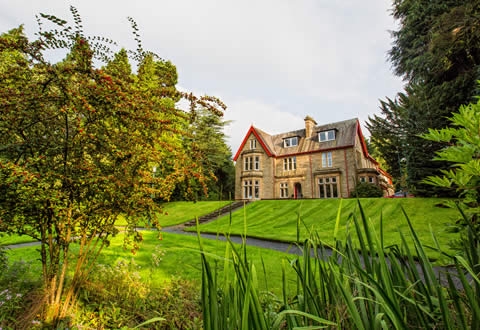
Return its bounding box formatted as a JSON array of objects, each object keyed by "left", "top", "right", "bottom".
[
  {"left": 197, "top": 224, "right": 286, "bottom": 330},
  {"left": 172, "top": 107, "right": 235, "bottom": 201},
  {"left": 193, "top": 199, "right": 459, "bottom": 260},
  {"left": 4, "top": 230, "right": 299, "bottom": 328},
  {"left": 200, "top": 200, "right": 480, "bottom": 329},
  {"left": 350, "top": 182, "right": 384, "bottom": 198},
  {"left": 0, "top": 253, "right": 42, "bottom": 329},
  {"left": 75, "top": 260, "right": 201, "bottom": 329},
  {"left": 152, "top": 201, "right": 232, "bottom": 227},
  {"left": 422, "top": 95, "right": 480, "bottom": 250},
  {"left": 368, "top": 0, "right": 480, "bottom": 196},
  {"left": 0, "top": 8, "right": 225, "bottom": 325}
]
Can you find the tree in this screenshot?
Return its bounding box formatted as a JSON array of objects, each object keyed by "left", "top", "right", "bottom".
[
  {"left": 191, "top": 107, "right": 235, "bottom": 200},
  {"left": 0, "top": 9, "right": 225, "bottom": 325},
  {"left": 170, "top": 106, "right": 234, "bottom": 201},
  {"left": 422, "top": 97, "right": 480, "bottom": 216},
  {"left": 367, "top": 93, "right": 409, "bottom": 190},
  {"left": 368, "top": 0, "right": 480, "bottom": 196},
  {"left": 422, "top": 95, "right": 480, "bottom": 255}
]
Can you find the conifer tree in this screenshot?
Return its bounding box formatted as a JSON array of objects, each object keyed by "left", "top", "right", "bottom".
[{"left": 368, "top": 0, "right": 480, "bottom": 195}]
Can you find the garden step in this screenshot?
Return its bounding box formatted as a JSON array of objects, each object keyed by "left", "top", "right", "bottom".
[{"left": 183, "top": 201, "right": 249, "bottom": 227}]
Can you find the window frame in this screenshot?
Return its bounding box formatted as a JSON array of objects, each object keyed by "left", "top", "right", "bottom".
[
  {"left": 254, "top": 156, "right": 260, "bottom": 170},
  {"left": 244, "top": 156, "right": 260, "bottom": 171},
  {"left": 283, "top": 136, "right": 298, "bottom": 148},
  {"left": 321, "top": 152, "right": 332, "bottom": 168},
  {"left": 319, "top": 130, "right": 336, "bottom": 142},
  {"left": 283, "top": 156, "right": 297, "bottom": 171},
  {"left": 318, "top": 176, "right": 339, "bottom": 198},
  {"left": 280, "top": 182, "right": 288, "bottom": 198},
  {"left": 243, "top": 180, "right": 260, "bottom": 199}
]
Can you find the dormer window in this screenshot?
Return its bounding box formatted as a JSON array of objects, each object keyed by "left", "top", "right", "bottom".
[
  {"left": 283, "top": 136, "right": 298, "bottom": 148},
  {"left": 250, "top": 139, "right": 257, "bottom": 149},
  {"left": 319, "top": 130, "right": 335, "bottom": 142}
]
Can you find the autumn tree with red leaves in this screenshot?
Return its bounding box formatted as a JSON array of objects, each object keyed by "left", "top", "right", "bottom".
[{"left": 0, "top": 7, "right": 225, "bottom": 325}]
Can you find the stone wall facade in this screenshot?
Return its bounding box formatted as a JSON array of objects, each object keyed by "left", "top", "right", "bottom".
[{"left": 234, "top": 118, "right": 393, "bottom": 200}]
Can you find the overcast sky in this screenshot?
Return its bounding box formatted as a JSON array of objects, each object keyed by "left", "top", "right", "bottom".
[{"left": 0, "top": 0, "right": 404, "bottom": 154}]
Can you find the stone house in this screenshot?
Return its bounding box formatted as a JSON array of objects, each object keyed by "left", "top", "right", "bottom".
[{"left": 233, "top": 116, "right": 393, "bottom": 200}]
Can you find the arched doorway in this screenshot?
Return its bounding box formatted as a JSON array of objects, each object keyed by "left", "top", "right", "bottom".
[{"left": 294, "top": 183, "right": 302, "bottom": 199}]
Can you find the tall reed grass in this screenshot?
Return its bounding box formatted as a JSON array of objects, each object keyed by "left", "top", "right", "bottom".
[{"left": 198, "top": 199, "right": 480, "bottom": 329}]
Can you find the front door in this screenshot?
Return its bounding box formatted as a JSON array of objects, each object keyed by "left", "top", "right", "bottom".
[{"left": 294, "top": 183, "right": 302, "bottom": 199}]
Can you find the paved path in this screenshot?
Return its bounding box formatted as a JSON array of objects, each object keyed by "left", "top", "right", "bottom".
[
  {"left": 163, "top": 225, "right": 464, "bottom": 289},
  {"left": 4, "top": 225, "right": 465, "bottom": 289},
  {"left": 164, "top": 225, "right": 305, "bottom": 255}
]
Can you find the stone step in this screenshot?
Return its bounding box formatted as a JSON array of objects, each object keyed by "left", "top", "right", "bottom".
[{"left": 183, "top": 201, "right": 249, "bottom": 227}]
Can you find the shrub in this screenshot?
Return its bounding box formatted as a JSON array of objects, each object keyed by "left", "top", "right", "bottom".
[
  {"left": 0, "top": 252, "right": 43, "bottom": 329},
  {"left": 75, "top": 259, "right": 202, "bottom": 329},
  {"left": 350, "top": 182, "right": 384, "bottom": 197}
]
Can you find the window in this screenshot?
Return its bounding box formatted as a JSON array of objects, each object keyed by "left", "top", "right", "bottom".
[
  {"left": 244, "top": 156, "right": 260, "bottom": 171},
  {"left": 359, "top": 176, "right": 366, "bottom": 183},
  {"left": 369, "top": 176, "right": 375, "bottom": 183},
  {"left": 318, "top": 176, "right": 339, "bottom": 198},
  {"left": 254, "top": 180, "right": 259, "bottom": 198},
  {"left": 322, "top": 152, "right": 332, "bottom": 167},
  {"left": 243, "top": 180, "right": 260, "bottom": 199},
  {"left": 280, "top": 183, "right": 288, "bottom": 198},
  {"left": 250, "top": 139, "right": 257, "bottom": 149},
  {"left": 244, "top": 157, "right": 251, "bottom": 171},
  {"left": 319, "top": 130, "right": 335, "bottom": 142},
  {"left": 283, "top": 136, "right": 298, "bottom": 147},
  {"left": 283, "top": 157, "right": 297, "bottom": 171}
]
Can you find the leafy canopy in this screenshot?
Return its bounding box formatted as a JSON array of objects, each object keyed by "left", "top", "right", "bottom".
[
  {"left": 368, "top": 0, "right": 480, "bottom": 196},
  {"left": 0, "top": 7, "right": 226, "bottom": 324}
]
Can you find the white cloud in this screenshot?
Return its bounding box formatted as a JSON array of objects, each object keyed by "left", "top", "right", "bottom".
[
  {"left": 223, "top": 99, "right": 304, "bottom": 155},
  {"left": 0, "top": 0, "right": 405, "bottom": 151}
]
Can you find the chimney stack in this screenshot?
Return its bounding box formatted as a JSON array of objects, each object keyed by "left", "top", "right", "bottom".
[{"left": 304, "top": 116, "right": 317, "bottom": 138}]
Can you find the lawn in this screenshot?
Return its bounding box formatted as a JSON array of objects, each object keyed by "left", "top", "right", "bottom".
[
  {"left": 115, "top": 200, "right": 232, "bottom": 227},
  {"left": 5, "top": 230, "right": 298, "bottom": 296},
  {"left": 2, "top": 198, "right": 462, "bottom": 263},
  {"left": 190, "top": 198, "right": 461, "bottom": 261},
  {"left": 0, "top": 201, "right": 232, "bottom": 246}
]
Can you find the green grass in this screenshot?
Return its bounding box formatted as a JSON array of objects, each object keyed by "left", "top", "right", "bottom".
[
  {"left": 190, "top": 198, "right": 460, "bottom": 261},
  {"left": 3, "top": 198, "right": 462, "bottom": 262},
  {"left": 115, "top": 200, "right": 232, "bottom": 228},
  {"left": 5, "top": 230, "right": 297, "bottom": 295},
  {"left": 199, "top": 199, "right": 480, "bottom": 329},
  {"left": 0, "top": 233, "right": 38, "bottom": 246},
  {"left": 0, "top": 201, "right": 232, "bottom": 246}
]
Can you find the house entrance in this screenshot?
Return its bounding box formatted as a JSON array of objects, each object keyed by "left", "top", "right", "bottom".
[{"left": 294, "top": 183, "right": 302, "bottom": 199}]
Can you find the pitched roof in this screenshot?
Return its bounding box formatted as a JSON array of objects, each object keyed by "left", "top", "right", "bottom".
[{"left": 234, "top": 118, "right": 363, "bottom": 160}]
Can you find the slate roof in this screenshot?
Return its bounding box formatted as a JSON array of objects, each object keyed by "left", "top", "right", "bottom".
[{"left": 234, "top": 118, "right": 361, "bottom": 160}]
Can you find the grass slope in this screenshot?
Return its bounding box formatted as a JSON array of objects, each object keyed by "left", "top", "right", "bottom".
[
  {"left": 116, "top": 200, "right": 232, "bottom": 228},
  {"left": 1, "top": 201, "right": 231, "bottom": 246},
  {"left": 6, "top": 231, "right": 297, "bottom": 295},
  {"left": 191, "top": 198, "right": 461, "bottom": 260}
]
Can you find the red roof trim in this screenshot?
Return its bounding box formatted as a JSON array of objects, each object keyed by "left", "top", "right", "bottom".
[
  {"left": 355, "top": 120, "right": 393, "bottom": 183},
  {"left": 233, "top": 126, "right": 274, "bottom": 161},
  {"left": 356, "top": 120, "right": 378, "bottom": 165}
]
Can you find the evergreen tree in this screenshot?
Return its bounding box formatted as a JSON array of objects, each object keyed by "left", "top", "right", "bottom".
[
  {"left": 172, "top": 107, "right": 235, "bottom": 201},
  {"left": 368, "top": 0, "right": 480, "bottom": 196}
]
